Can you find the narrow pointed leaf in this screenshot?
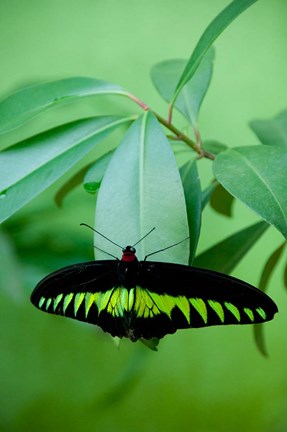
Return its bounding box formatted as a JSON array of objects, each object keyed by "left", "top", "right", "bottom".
[
  {"left": 213, "top": 146, "right": 287, "bottom": 239},
  {"left": 253, "top": 241, "right": 286, "bottom": 356},
  {"left": 203, "top": 140, "right": 227, "bottom": 155},
  {"left": 140, "top": 338, "right": 159, "bottom": 351},
  {"left": 253, "top": 324, "right": 268, "bottom": 357},
  {"left": 201, "top": 180, "right": 218, "bottom": 209},
  {"left": 171, "top": 0, "right": 258, "bottom": 104},
  {"left": 93, "top": 348, "right": 149, "bottom": 409},
  {"left": 210, "top": 183, "right": 234, "bottom": 217},
  {"left": 250, "top": 109, "right": 287, "bottom": 149},
  {"left": 83, "top": 151, "right": 114, "bottom": 194},
  {"left": 55, "top": 163, "right": 93, "bottom": 207},
  {"left": 0, "top": 77, "right": 131, "bottom": 135},
  {"left": 0, "top": 116, "right": 133, "bottom": 223},
  {"left": 257, "top": 242, "right": 286, "bottom": 293},
  {"left": 151, "top": 47, "right": 214, "bottom": 126},
  {"left": 194, "top": 221, "right": 269, "bottom": 273},
  {"left": 95, "top": 111, "right": 189, "bottom": 264},
  {"left": 180, "top": 160, "right": 202, "bottom": 263},
  {"left": 284, "top": 262, "right": 287, "bottom": 290}
]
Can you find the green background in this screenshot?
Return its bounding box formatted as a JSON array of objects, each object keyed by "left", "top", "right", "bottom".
[{"left": 1, "top": 1, "right": 287, "bottom": 431}]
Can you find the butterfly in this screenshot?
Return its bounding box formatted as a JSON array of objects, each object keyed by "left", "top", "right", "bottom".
[{"left": 30, "top": 226, "right": 278, "bottom": 341}]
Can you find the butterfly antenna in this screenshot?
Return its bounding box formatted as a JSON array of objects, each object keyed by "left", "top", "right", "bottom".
[
  {"left": 132, "top": 227, "right": 156, "bottom": 247},
  {"left": 80, "top": 223, "right": 123, "bottom": 249},
  {"left": 144, "top": 237, "right": 189, "bottom": 260},
  {"left": 93, "top": 245, "right": 119, "bottom": 260}
]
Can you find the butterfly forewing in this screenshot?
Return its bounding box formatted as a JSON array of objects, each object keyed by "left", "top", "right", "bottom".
[
  {"left": 31, "top": 261, "right": 120, "bottom": 327},
  {"left": 132, "top": 262, "right": 278, "bottom": 338}
]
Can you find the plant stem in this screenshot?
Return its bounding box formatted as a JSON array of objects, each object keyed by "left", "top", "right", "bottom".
[
  {"left": 127, "top": 93, "right": 149, "bottom": 111},
  {"left": 128, "top": 93, "right": 215, "bottom": 160},
  {"left": 154, "top": 112, "right": 215, "bottom": 160}
]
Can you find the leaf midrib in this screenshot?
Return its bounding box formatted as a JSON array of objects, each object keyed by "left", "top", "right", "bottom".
[{"left": 234, "top": 149, "right": 287, "bottom": 227}]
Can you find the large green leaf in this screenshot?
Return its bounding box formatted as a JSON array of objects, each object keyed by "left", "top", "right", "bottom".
[
  {"left": 0, "top": 77, "right": 131, "bottom": 135},
  {"left": 250, "top": 109, "right": 287, "bottom": 149},
  {"left": 253, "top": 241, "right": 286, "bottom": 356},
  {"left": 0, "top": 116, "right": 133, "bottom": 223},
  {"left": 151, "top": 47, "right": 214, "bottom": 126},
  {"left": 171, "top": 0, "right": 258, "bottom": 104},
  {"left": 193, "top": 221, "right": 268, "bottom": 273},
  {"left": 180, "top": 160, "right": 202, "bottom": 264},
  {"left": 95, "top": 111, "right": 189, "bottom": 264},
  {"left": 213, "top": 146, "right": 287, "bottom": 239}
]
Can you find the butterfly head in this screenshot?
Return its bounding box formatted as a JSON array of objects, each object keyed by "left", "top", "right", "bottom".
[{"left": 122, "top": 246, "right": 137, "bottom": 262}]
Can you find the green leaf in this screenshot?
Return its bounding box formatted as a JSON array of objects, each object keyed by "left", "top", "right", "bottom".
[
  {"left": 140, "top": 338, "right": 159, "bottom": 351},
  {"left": 95, "top": 111, "right": 189, "bottom": 264},
  {"left": 284, "top": 262, "right": 287, "bottom": 290},
  {"left": 151, "top": 47, "right": 214, "bottom": 126},
  {"left": 210, "top": 183, "right": 234, "bottom": 217},
  {"left": 180, "top": 160, "right": 202, "bottom": 263},
  {"left": 0, "top": 116, "right": 133, "bottom": 223},
  {"left": 0, "top": 77, "right": 131, "bottom": 135},
  {"left": 55, "top": 163, "right": 93, "bottom": 207},
  {"left": 193, "top": 221, "right": 269, "bottom": 273},
  {"left": 201, "top": 180, "right": 218, "bottom": 209},
  {"left": 213, "top": 146, "right": 287, "bottom": 239},
  {"left": 203, "top": 140, "right": 227, "bottom": 155},
  {"left": 83, "top": 151, "right": 114, "bottom": 194},
  {"left": 253, "top": 241, "right": 286, "bottom": 356},
  {"left": 257, "top": 242, "right": 286, "bottom": 293},
  {"left": 93, "top": 348, "right": 149, "bottom": 409},
  {"left": 171, "top": 0, "right": 258, "bottom": 105},
  {"left": 250, "top": 109, "right": 287, "bottom": 149},
  {"left": 253, "top": 324, "right": 268, "bottom": 358}
]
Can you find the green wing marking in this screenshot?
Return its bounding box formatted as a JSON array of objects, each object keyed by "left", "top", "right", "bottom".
[
  {"left": 189, "top": 298, "right": 208, "bottom": 324},
  {"left": 63, "top": 293, "right": 74, "bottom": 314},
  {"left": 53, "top": 293, "right": 63, "bottom": 312},
  {"left": 99, "top": 287, "right": 270, "bottom": 328},
  {"left": 244, "top": 308, "right": 254, "bottom": 322},
  {"left": 85, "top": 293, "right": 95, "bottom": 318},
  {"left": 208, "top": 300, "right": 224, "bottom": 323},
  {"left": 36, "top": 287, "right": 271, "bottom": 334},
  {"left": 256, "top": 307, "right": 267, "bottom": 320},
  {"left": 74, "top": 292, "right": 85, "bottom": 315},
  {"left": 224, "top": 302, "right": 240, "bottom": 322}
]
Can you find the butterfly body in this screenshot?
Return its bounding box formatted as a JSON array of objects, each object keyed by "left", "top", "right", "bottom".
[{"left": 31, "top": 245, "right": 278, "bottom": 341}]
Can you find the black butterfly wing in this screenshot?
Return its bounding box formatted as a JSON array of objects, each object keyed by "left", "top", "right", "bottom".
[
  {"left": 126, "top": 261, "right": 278, "bottom": 340},
  {"left": 31, "top": 259, "right": 278, "bottom": 341},
  {"left": 30, "top": 260, "right": 133, "bottom": 338}
]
